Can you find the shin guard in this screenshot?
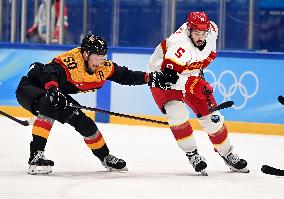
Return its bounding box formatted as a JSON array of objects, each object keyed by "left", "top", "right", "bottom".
[
  {"left": 84, "top": 130, "right": 109, "bottom": 161},
  {"left": 208, "top": 124, "right": 231, "bottom": 156},
  {"left": 31, "top": 115, "right": 54, "bottom": 150},
  {"left": 170, "top": 121, "right": 197, "bottom": 153}
]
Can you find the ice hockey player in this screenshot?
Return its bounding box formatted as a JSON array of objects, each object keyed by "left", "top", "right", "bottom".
[
  {"left": 16, "top": 34, "right": 178, "bottom": 175},
  {"left": 147, "top": 11, "right": 249, "bottom": 175}
]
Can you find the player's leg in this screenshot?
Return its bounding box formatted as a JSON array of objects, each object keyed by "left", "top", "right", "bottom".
[
  {"left": 28, "top": 115, "right": 55, "bottom": 174},
  {"left": 184, "top": 77, "right": 249, "bottom": 172},
  {"left": 59, "top": 98, "right": 127, "bottom": 171},
  {"left": 16, "top": 77, "right": 55, "bottom": 174},
  {"left": 150, "top": 87, "right": 207, "bottom": 175},
  {"left": 165, "top": 100, "right": 207, "bottom": 174},
  {"left": 200, "top": 111, "right": 248, "bottom": 172}
]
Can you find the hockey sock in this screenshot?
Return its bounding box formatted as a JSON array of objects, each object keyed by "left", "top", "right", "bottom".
[
  {"left": 31, "top": 117, "right": 53, "bottom": 151},
  {"left": 84, "top": 130, "right": 110, "bottom": 161},
  {"left": 208, "top": 124, "right": 231, "bottom": 156},
  {"left": 170, "top": 121, "right": 197, "bottom": 152}
]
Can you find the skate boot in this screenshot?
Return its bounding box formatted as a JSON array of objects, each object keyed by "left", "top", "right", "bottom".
[
  {"left": 28, "top": 150, "right": 54, "bottom": 175},
  {"left": 221, "top": 147, "right": 249, "bottom": 173},
  {"left": 101, "top": 154, "right": 128, "bottom": 171},
  {"left": 186, "top": 149, "right": 208, "bottom": 176}
]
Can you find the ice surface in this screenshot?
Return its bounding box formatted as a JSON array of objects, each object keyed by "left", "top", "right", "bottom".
[{"left": 0, "top": 118, "right": 283, "bottom": 199}]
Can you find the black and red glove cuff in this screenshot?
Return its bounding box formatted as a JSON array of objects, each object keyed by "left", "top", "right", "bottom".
[{"left": 44, "top": 81, "right": 58, "bottom": 90}]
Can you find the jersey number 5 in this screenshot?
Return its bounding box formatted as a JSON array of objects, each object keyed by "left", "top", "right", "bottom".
[{"left": 175, "top": 47, "right": 185, "bottom": 58}]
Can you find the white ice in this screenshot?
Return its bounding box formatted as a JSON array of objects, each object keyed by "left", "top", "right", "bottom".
[{"left": 0, "top": 117, "right": 283, "bottom": 199}]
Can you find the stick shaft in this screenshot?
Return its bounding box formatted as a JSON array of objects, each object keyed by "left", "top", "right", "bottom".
[
  {"left": 0, "top": 110, "right": 30, "bottom": 126},
  {"left": 69, "top": 104, "right": 168, "bottom": 125}
]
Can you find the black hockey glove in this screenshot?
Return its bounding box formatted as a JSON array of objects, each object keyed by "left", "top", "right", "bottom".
[
  {"left": 148, "top": 67, "right": 179, "bottom": 90},
  {"left": 45, "top": 86, "right": 68, "bottom": 109}
]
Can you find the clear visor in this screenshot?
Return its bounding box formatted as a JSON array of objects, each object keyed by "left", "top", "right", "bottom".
[{"left": 187, "top": 28, "right": 210, "bottom": 37}]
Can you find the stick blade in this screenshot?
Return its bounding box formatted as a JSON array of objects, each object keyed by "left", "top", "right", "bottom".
[
  {"left": 224, "top": 100, "right": 234, "bottom": 108},
  {"left": 278, "top": 96, "right": 284, "bottom": 105},
  {"left": 218, "top": 101, "right": 234, "bottom": 109},
  {"left": 0, "top": 110, "right": 30, "bottom": 126},
  {"left": 261, "top": 165, "right": 284, "bottom": 176},
  {"left": 19, "top": 120, "right": 30, "bottom": 126},
  {"left": 212, "top": 101, "right": 234, "bottom": 112}
]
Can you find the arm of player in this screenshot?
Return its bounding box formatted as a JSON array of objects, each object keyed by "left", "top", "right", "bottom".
[
  {"left": 107, "top": 63, "right": 148, "bottom": 85},
  {"left": 41, "top": 62, "right": 62, "bottom": 89},
  {"left": 26, "top": 62, "right": 67, "bottom": 108},
  {"left": 108, "top": 62, "right": 178, "bottom": 89},
  {"left": 27, "top": 62, "right": 61, "bottom": 89}
]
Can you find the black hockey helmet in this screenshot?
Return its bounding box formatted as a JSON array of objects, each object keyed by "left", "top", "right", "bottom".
[{"left": 81, "top": 35, "right": 108, "bottom": 56}]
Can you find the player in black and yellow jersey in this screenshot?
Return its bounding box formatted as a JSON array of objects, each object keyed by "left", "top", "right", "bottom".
[{"left": 16, "top": 35, "right": 178, "bottom": 174}]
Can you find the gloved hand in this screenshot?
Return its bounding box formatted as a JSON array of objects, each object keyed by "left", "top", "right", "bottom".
[
  {"left": 186, "top": 76, "right": 213, "bottom": 100},
  {"left": 45, "top": 86, "right": 68, "bottom": 109},
  {"left": 148, "top": 67, "right": 179, "bottom": 90}
]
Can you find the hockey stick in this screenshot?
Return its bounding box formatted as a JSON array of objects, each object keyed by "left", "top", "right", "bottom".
[
  {"left": 261, "top": 165, "right": 284, "bottom": 176},
  {"left": 278, "top": 95, "right": 284, "bottom": 105},
  {"left": 203, "top": 86, "right": 234, "bottom": 113},
  {"left": 69, "top": 101, "right": 234, "bottom": 125},
  {"left": 0, "top": 110, "right": 32, "bottom": 126},
  {"left": 0, "top": 99, "right": 234, "bottom": 127},
  {"left": 68, "top": 104, "right": 169, "bottom": 125},
  {"left": 0, "top": 107, "right": 168, "bottom": 126},
  {"left": 211, "top": 101, "right": 234, "bottom": 112}
]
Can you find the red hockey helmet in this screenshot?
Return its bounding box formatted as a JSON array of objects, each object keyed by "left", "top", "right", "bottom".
[{"left": 187, "top": 12, "right": 210, "bottom": 31}]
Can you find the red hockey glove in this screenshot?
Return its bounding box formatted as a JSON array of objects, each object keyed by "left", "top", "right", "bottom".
[{"left": 186, "top": 76, "right": 213, "bottom": 99}]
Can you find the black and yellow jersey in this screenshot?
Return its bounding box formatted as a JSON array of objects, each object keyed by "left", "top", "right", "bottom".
[
  {"left": 53, "top": 48, "right": 114, "bottom": 92},
  {"left": 27, "top": 47, "right": 147, "bottom": 94}
]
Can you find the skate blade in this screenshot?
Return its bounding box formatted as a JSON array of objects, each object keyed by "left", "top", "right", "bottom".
[
  {"left": 105, "top": 166, "right": 128, "bottom": 172},
  {"left": 28, "top": 165, "right": 53, "bottom": 175},
  {"left": 229, "top": 166, "right": 250, "bottom": 173},
  {"left": 200, "top": 169, "right": 208, "bottom": 176}
]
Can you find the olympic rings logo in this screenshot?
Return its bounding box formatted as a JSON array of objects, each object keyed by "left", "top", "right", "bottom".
[{"left": 203, "top": 69, "right": 259, "bottom": 110}]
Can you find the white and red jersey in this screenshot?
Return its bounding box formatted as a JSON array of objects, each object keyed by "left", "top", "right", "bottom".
[{"left": 148, "top": 21, "right": 218, "bottom": 90}]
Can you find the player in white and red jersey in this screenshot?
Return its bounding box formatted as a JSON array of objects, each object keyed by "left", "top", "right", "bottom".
[{"left": 148, "top": 11, "right": 249, "bottom": 175}]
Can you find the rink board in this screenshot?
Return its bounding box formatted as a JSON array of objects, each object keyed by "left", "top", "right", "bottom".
[{"left": 0, "top": 44, "right": 283, "bottom": 135}]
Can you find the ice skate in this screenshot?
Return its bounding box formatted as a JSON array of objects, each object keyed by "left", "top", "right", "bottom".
[
  {"left": 186, "top": 149, "right": 208, "bottom": 176},
  {"left": 28, "top": 150, "right": 54, "bottom": 175},
  {"left": 101, "top": 154, "right": 128, "bottom": 172},
  {"left": 221, "top": 147, "right": 249, "bottom": 173}
]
